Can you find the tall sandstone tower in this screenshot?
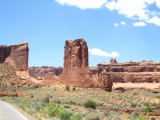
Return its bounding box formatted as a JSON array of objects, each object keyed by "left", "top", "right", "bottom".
[{"left": 60, "top": 39, "right": 93, "bottom": 87}]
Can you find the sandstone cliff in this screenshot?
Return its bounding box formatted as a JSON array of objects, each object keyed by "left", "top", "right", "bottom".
[
  {"left": 0, "top": 43, "right": 29, "bottom": 71},
  {"left": 28, "top": 66, "right": 62, "bottom": 78},
  {"left": 92, "top": 60, "right": 160, "bottom": 83}
]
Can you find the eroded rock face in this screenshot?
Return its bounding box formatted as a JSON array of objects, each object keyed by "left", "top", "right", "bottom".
[
  {"left": 63, "top": 39, "right": 88, "bottom": 69},
  {"left": 58, "top": 39, "right": 113, "bottom": 91},
  {"left": 98, "top": 71, "right": 113, "bottom": 91},
  {"left": 28, "top": 66, "right": 62, "bottom": 78},
  {"left": 95, "top": 60, "right": 160, "bottom": 83},
  {"left": 0, "top": 63, "right": 33, "bottom": 91},
  {"left": 0, "top": 43, "right": 29, "bottom": 71},
  {"left": 60, "top": 39, "right": 93, "bottom": 87}
]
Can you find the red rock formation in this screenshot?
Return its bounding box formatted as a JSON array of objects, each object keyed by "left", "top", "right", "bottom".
[
  {"left": 98, "top": 71, "right": 113, "bottom": 91},
  {"left": 95, "top": 60, "right": 160, "bottom": 83},
  {"left": 28, "top": 66, "right": 62, "bottom": 78},
  {"left": 57, "top": 39, "right": 113, "bottom": 91},
  {"left": 0, "top": 43, "right": 29, "bottom": 71},
  {"left": 60, "top": 39, "right": 93, "bottom": 87}
]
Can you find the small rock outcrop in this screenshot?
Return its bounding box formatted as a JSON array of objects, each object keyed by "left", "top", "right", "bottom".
[
  {"left": 98, "top": 71, "right": 113, "bottom": 91},
  {"left": 0, "top": 63, "right": 32, "bottom": 91},
  {"left": 0, "top": 43, "right": 29, "bottom": 71}
]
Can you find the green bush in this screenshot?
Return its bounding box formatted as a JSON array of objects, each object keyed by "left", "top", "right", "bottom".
[
  {"left": 59, "top": 109, "right": 72, "bottom": 120},
  {"left": 157, "top": 95, "right": 160, "bottom": 99},
  {"left": 142, "top": 106, "right": 153, "bottom": 112},
  {"left": 138, "top": 115, "right": 149, "bottom": 120},
  {"left": 44, "top": 102, "right": 60, "bottom": 117},
  {"left": 70, "top": 114, "right": 82, "bottom": 120},
  {"left": 83, "top": 100, "right": 96, "bottom": 109},
  {"left": 143, "top": 102, "right": 149, "bottom": 106},
  {"left": 43, "top": 102, "right": 82, "bottom": 120},
  {"left": 130, "top": 103, "right": 137, "bottom": 108}
]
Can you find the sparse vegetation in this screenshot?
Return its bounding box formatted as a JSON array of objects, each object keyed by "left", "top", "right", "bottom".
[
  {"left": 0, "top": 86, "right": 160, "bottom": 120},
  {"left": 142, "top": 106, "right": 153, "bottom": 112},
  {"left": 130, "top": 102, "right": 137, "bottom": 108},
  {"left": 138, "top": 115, "right": 149, "bottom": 120},
  {"left": 83, "top": 100, "right": 96, "bottom": 109}
]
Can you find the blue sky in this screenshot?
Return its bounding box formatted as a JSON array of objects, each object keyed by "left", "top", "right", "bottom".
[{"left": 0, "top": 0, "right": 160, "bottom": 67}]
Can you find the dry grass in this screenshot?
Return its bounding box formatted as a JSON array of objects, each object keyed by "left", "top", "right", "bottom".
[{"left": 1, "top": 84, "right": 160, "bottom": 120}]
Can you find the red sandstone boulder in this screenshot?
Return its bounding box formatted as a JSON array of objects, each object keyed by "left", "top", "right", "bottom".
[{"left": 98, "top": 71, "right": 113, "bottom": 91}]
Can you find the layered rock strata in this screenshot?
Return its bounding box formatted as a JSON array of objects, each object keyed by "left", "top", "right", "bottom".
[
  {"left": 0, "top": 43, "right": 29, "bottom": 71},
  {"left": 91, "top": 60, "right": 160, "bottom": 83}
]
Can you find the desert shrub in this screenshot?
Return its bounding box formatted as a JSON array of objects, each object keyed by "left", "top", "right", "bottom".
[
  {"left": 83, "top": 100, "right": 96, "bottom": 109},
  {"left": 103, "top": 111, "right": 110, "bottom": 116},
  {"left": 43, "top": 102, "right": 60, "bottom": 117},
  {"left": 43, "top": 102, "right": 82, "bottom": 120},
  {"left": 130, "top": 103, "right": 137, "bottom": 108},
  {"left": 58, "top": 109, "right": 72, "bottom": 120},
  {"left": 69, "top": 100, "right": 76, "bottom": 105},
  {"left": 72, "top": 87, "right": 76, "bottom": 91},
  {"left": 138, "top": 115, "right": 149, "bottom": 120},
  {"left": 85, "top": 113, "right": 100, "bottom": 120},
  {"left": 42, "top": 96, "right": 50, "bottom": 104},
  {"left": 133, "top": 92, "right": 139, "bottom": 95},
  {"left": 65, "top": 85, "right": 70, "bottom": 91},
  {"left": 142, "top": 106, "right": 153, "bottom": 112},
  {"left": 70, "top": 114, "right": 82, "bottom": 120},
  {"left": 143, "top": 102, "right": 150, "bottom": 106},
  {"left": 156, "top": 95, "right": 160, "bottom": 99},
  {"left": 151, "top": 117, "right": 156, "bottom": 120}
]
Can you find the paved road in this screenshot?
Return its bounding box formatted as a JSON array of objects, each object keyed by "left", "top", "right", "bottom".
[{"left": 0, "top": 101, "right": 27, "bottom": 120}]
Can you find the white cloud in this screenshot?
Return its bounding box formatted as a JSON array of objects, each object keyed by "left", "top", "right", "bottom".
[
  {"left": 55, "top": 0, "right": 160, "bottom": 26},
  {"left": 155, "top": 0, "right": 160, "bottom": 8},
  {"left": 89, "top": 48, "right": 119, "bottom": 58},
  {"left": 114, "top": 21, "right": 126, "bottom": 26},
  {"left": 133, "top": 22, "right": 146, "bottom": 26},
  {"left": 55, "top": 0, "right": 107, "bottom": 9},
  {"left": 121, "top": 21, "right": 126, "bottom": 25},
  {"left": 114, "top": 23, "right": 119, "bottom": 26},
  {"left": 105, "top": 0, "right": 149, "bottom": 20},
  {"left": 105, "top": 0, "right": 160, "bottom": 26},
  {"left": 105, "top": 1, "right": 117, "bottom": 11},
  {"left": 147, "top": 16, "right": 160, "bottom": 26}
]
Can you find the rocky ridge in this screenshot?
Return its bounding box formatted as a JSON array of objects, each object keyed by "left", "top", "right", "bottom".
[{"left": 91, "top": 60, "right": 160, "bottom": 83}]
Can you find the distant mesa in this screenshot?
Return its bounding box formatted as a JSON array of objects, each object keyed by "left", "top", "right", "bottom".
[{"left": 92, "top": 59, "right": 160, "bottom": 83}]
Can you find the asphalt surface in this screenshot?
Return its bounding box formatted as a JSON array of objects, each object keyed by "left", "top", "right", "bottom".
[{"left": 0, "top": 101, "right": 27, "bottom": 120}]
